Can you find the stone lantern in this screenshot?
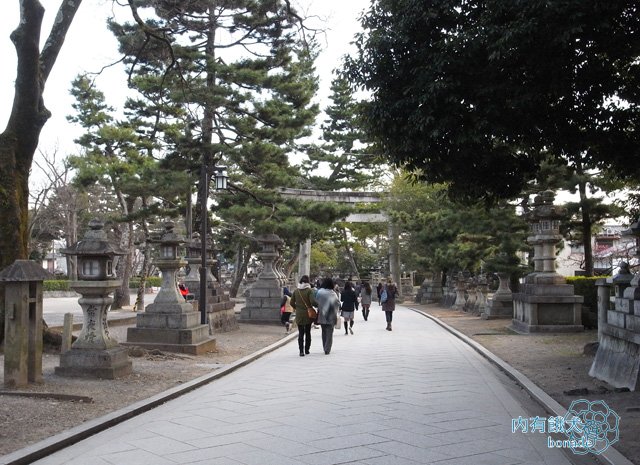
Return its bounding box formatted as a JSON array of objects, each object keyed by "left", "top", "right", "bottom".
[
  {"left": 56, "top": 219, "right": 132, "bottom": 378},
  {"left": 183, "top": 234, "right": 236, "bottom": 332},
  {"left": 183, "top": 233, "right": 203, "bottom": 301},
  {"left": 124, "top": 222, "right": 217, "bottom": 354},
  {"left": 452, "top": 272, "right": 467, "bottom": 310},
  {"left": 241, "top": 234, "right": 285, "bottom": 323},
  {"left": 512, "top": 191, "right": 583, "bottom": 333}
]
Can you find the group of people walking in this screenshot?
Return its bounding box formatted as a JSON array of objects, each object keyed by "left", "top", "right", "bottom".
[{"left": 283, "top": 275, "right": 398, "bottom": 357}]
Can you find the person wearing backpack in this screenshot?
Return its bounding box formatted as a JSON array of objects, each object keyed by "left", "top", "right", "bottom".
[{"left": 381, "top": 279, "right": 398, "bottom": 331}]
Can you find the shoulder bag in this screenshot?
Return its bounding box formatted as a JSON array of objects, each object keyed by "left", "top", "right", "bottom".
[{"left": 300, "top": 291, "right": 317, "bottom": 320}]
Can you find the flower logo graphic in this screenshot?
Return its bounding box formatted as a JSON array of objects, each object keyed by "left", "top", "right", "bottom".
[{"left": 563, "top": 399, "right": 620, "bottom": 455}]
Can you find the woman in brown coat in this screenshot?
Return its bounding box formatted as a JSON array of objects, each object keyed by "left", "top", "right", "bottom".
[{"left": 290, "top": 275, "right": 317, "bottom": 356}]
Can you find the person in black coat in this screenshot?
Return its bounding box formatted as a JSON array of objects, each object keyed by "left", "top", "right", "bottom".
[
  {"left": 340, "top": 281, "right": 358, "bottom": 335},
  {"left": 376, "top": 282, "right": 384, "bottom": 305}
]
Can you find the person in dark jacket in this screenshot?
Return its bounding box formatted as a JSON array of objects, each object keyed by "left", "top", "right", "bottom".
[
  {"left": 376, "top": 282, "right": 384, "bottom": 306},
  {"left": 381, "top": 280, "right": 398, "bottom": 331},
  {"left": 290, "top": 275, "right": 317, "bottom": 356},
  {"left": 340, "top": 281, "right": 358, "bottom": 335}
]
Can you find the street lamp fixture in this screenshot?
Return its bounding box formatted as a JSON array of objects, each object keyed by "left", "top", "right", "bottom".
[{"left": 199, "top": 163, "right": 228, "bottom": 325}]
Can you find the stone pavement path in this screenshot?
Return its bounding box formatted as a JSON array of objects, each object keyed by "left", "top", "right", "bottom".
[{"left": 33, "top": 305, "right": 574, "bottom": 465}]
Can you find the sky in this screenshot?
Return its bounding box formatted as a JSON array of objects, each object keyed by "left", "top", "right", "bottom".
[{"left": 0, "top": 0, "right": 372, "bottom": 188}]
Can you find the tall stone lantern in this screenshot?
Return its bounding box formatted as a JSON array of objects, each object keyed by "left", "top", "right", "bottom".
[
  {"left": 56, "top": 219, "right": 132, "bottom": 378},
  {"left": 184, "top": 234, "right": 236, "bottom": 333},
  {"left": 240, "top": 234, "right": 284, "bottom": 323},
  {"left": 124, "top": 222, "right": 216, "bottom": 354},
  {"left": 512, "top": 191, "right": 583, "bottom": 333}
]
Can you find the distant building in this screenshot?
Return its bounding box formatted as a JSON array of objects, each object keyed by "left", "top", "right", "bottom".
[
  {"left": 42, "top": 240, "right": 68, "bottom": 276},
  {"left": 556, "top": 224, "right": 636, "bottom": 276}
]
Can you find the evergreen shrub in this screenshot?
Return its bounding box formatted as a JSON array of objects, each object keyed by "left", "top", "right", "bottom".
[
  {"left": 566, "top": 276, "right": 601, "bottom": 310},
  {"left": 43, "top": 280, "right": 71, "bottom": 292},
  {"left": 129, "top": 277, "right": 162, "bottom": 289}
]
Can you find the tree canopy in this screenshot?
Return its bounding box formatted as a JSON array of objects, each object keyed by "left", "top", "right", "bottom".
[
  {"left": 384, "top": 173, "right": 528, "bottom": 277},
  {"left": 346, "top": 0, "right": 640, "bottom": 203}
]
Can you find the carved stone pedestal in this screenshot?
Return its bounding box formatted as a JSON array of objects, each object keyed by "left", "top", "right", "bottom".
[{"left": 56, "top": 281, "right": 132, "bottom": 379}]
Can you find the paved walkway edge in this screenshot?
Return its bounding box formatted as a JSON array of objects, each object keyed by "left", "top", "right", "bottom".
[
  {"left": 0, "top": 332, "right": 298, "bottom": 465},
  {"left": 410, "top": 307, "right": 634, "bottom": 465}
]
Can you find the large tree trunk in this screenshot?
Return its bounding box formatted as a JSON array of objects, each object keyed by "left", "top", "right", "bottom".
[
  {"left": 112, "top": 192, "right": 134, "bottom": 309},
  {"left": 285, "top": 250, "right": 300, "bottom": 281},
  {"left": 341, "top": 227, "right": 359, "bottom": 279},
  {"left": 65, "top": 206, "right": 78, "bottom": 279},
  {"left": 0, "top": 0, "right": 83, "bottom": 344},
  {"left": 134, "top": 215, "right": 152, "bottom": 312},
  {"left": 230, "top": 244, "right": 250, "bottom": 298}
]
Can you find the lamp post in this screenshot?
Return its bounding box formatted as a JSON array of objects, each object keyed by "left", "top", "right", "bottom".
[{"left": 199, "top": 162, "right": 228, "bottom": 325}]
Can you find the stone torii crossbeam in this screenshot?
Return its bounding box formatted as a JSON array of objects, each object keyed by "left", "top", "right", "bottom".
[{"left": 277, "top": 188, "right": 401, "bottom": 292}]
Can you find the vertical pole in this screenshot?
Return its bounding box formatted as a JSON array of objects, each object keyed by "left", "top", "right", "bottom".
[
  {"left": 186, "top": 191, "right": 192, "bottom": 240},
  {"left": 596, "top": 279, "right": 610, "bottom": 341},
  {"left": 298, "top": 239, "right": 311, "bottom": 278},
  {"left": 388, "top": 222, "right": 402, "bottom": 297},
  {"left": 200, "top": 162, "right": 209, "bottom": 325}
]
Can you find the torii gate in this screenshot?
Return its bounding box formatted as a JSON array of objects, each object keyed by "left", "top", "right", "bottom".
[{"left": 278, "top": 188, "right": 402, "bottom": 294}]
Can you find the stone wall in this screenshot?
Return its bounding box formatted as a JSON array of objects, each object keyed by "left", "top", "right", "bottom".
[{"left": 590, "top": 271, "right": 639, "bottom": 390}]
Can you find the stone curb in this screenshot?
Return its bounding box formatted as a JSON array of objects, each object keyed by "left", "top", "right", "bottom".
[
  {"left": 409, "top": 307, "right": 634, "bottom": 465},
  {"left": 0, "top": 331, "right": 298, "bottom": 465}
]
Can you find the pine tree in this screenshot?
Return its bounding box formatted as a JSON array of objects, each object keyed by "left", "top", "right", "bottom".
[
  {"left": 107, "top": 1, "right": 347, "bottom": 293},
  {"left": 67, "top": 75, "right": 187, "bottom": 307},
  {"left": 302, "top": 74, "right": 382, "bottom": 191},
  {"left": 532, "top": 158, "right": 625, "bottom": 276}
]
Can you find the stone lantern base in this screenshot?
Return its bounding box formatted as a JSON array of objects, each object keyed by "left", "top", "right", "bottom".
[
  {"left": 185, "top": 278, "right": 238, "bottom": 333},
  {"left": 55, "top": 347, "right": 132, "bottom": 379},
  {"left": 415, "top": 277, "right": 443, "bottom": 304},
  {"left": 240, "top": 279, "right": 282, "bottom": 324},
  {"left": 481, "top": 295, "right": 514, "bottom": 319},
  {"left": 124, "top": 301, "right": 216, "bottom": 355},
  {"left": 511, "top": 279, "right": 583, "bottom": 333}
]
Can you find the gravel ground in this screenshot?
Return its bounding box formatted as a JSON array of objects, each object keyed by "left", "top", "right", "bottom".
[{"left": 0, "top": 322, "right": 289, "bottom": 457}]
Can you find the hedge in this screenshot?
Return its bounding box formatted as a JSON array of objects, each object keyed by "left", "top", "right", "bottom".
[
  {"left": 129, "top": 277, "right": 162, "bottom": 289},
  {"left": 565, "top": 276, "right": 602, "bottom": 311},
  {"left": 43, "top": 277, "right": 162, "bottom": 292},
  {"left": 43, "top": 280, "right": 71, "bottom": 292}
]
